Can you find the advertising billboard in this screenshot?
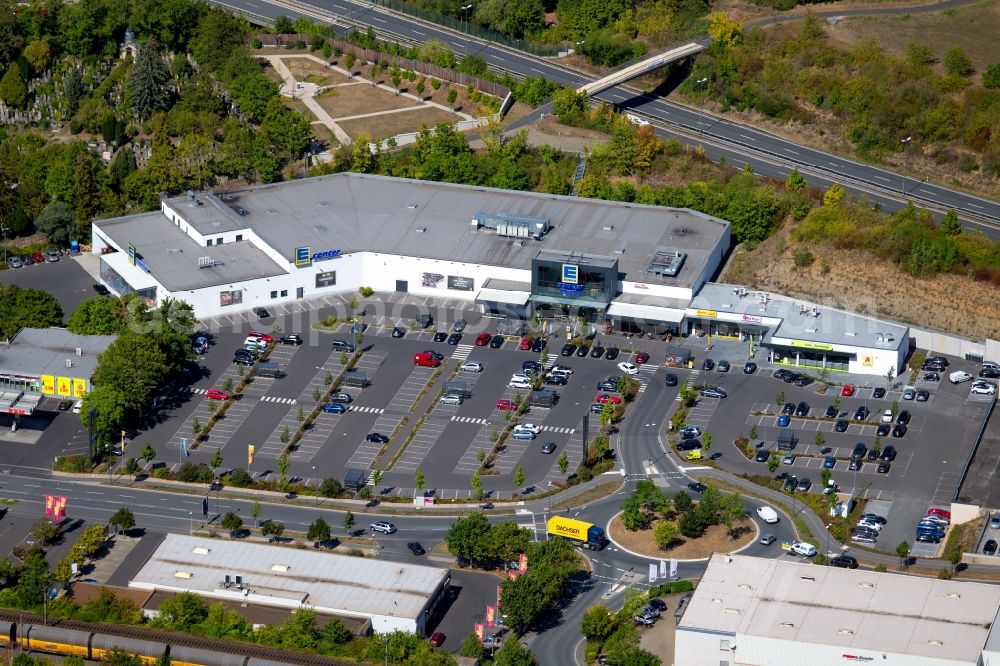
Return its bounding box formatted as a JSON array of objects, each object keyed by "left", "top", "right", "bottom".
[
  {"left": 73, "top": 378, "right": 87, "bottom": 398},
  {"left": 57, "top": 376, "right": 71, "bottom": 396},
  {"left": 421, "top": 272, "right": 445, "bottom": 288},
  {"left": 220, "top": 290, "right": 243, "bottom": 306},
  {"left": 447, "top": 275, "right": 474, "bottom": 291},
  {"left": 315, "top": 271, "right": 336, "bottom": 288},
  {"left": 40, "top": 375, "right": 55, "bottom": 395}
]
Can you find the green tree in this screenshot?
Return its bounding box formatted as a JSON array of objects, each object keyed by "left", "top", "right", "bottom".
[
  {"left": 944, "top": 46, "right": 974, "bottom": 76},
  {"left": 984, "top": 63, "right": 1000, "bottom": 88},
  {"left": 155, "top": 591, "right": 207, "bottom": 629},
  {"left": 307, "top": 517, "right": 331, "bottom": 542},
  {"left": 261, "top": 521, "right": 285, "bottom": 541},
  {"left": 129, "top": 37, "right": 172, "bottom": 121},
  {"left": 372, "top": 467, "right": 382, "bottom": 488},
  {"left": 274, "top": 15, "right": 293, "bottom": 32},
  {"left": 493, "top": 636, "right": 536, "bottom": 665},
  {"left": 108, "top": 148, "right": 137, "bottom": 194},
  {"left": 211, "top": 448, "right": 223, "bottom": 471},
  {"left": 16, "top": 553, "right": 49, "bottom": 610},
  {"left": 221, "top": 511, "right": 243, "bottom": 534},
  {"left": 749, "top": 424, "right": 758, "bottom": 439},
  {"left": 906, "top": 41, "right": 934, "bottom": 69},
  {"left": 319, "top": 478, "right": 342, "bottom": 497},
  {"left": 102, "top": 648, "right": 143, "bottom": 666},
  {"left": 415, "top": 467, "right": 425, "bottom": 493},
  {"left": 261, "top": 98, "right": 311, "bottom": 159},
  {"left": 251, "top": 501, "right": 262, "bottom": 528},
  {"left": 896, "top": 540, "right": 911, "bottom": 568},
  {"left": 776, "top": 391, "right": 785, "bottom": 407},
  {"left": 702, "top": 431, "right": 712, "bottom": 451},
  {"left": 823, "top": 183, "right": 845, "bottom": 207},
  {"left": 67, "top": 296, "right": 127, "bottom": 335},
  {"left": 581, "top": 604, "right": 616, "bottom": 642},
  {"left": 0, "top": 284, "right": 64, "bottom": 339},
  {"left": 278, "top": 454, "right": 289, "bottom": 491},
  {"left": 460, "top": 632, "right": 485, "bottom": 659},
  {"left": 940, "top": 209, "right": 962, "bottom": 235},
  {"left": 718, "top": 493, "right": 744, "bottom": 533},
  {"left": 34, "top": 200, "right": 75, "bottom": 246},
  {"left": 815, "top": 431, "right": 825, "bottom": 447},
  {"left": 514, "top": 465, "right": 525, "bottom": 487},
  {"left": 447, "top": 88, "right": 458, "bottom": 108},
  {"left": 140, "top": 443, "right": 156, "bottom": 464},
  {"left": 0, "top": 65, "right": 27, "bottom": 108},
  {"left": 558, "top": 451, "right": 569, "bottom": 475},
  {"left": 343, "top": 510, "right": 355, "bottom": 534},
  {"left": 470, "top": 469, "right": 483, "bottom": 499},
  {"left": 109, "top": 507, "right": 136, "bottom": 534},
  {"left": 653, "top": 520, "right": 680, "bottom": 549},
  {"left": 785, "top": 168, "right": 806, "bottom": 192},
  {"left": 445, "top": 512, "right": 492, "bottom": 563}
]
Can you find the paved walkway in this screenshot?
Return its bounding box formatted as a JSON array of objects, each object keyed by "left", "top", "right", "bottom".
[{"left": 260, "top": 53, "right": 476, "bottom": 147}]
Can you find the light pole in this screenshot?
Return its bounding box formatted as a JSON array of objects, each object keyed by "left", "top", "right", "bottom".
[
  {"left": 461, "top": 4, "right": 473, "bottom": 57},
  {"left": 900, "top": 136, "right": 912, "bottom": 194},
  {"left": 1, "top": 224, "right": 8, "bottom": 267},
  {"left": 189, "top": 511, "right": 193, "bottom": 534}
]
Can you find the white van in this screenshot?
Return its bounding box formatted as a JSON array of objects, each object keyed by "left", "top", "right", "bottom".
[
  {"left": 949, "top": 371, "right": 973, "bottom": 384},
  {"left": 756, "top": 506, "right": 779, "bottom": 524}
]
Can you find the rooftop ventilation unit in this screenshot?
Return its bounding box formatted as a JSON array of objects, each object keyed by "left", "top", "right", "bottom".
[
  {"left": 271, "top": 564, "right": 290, "bottom": 572},
  {"left": 602, "top": 224, "right": 614, "bottom": 232},
  {"left": 193, "top": 547, "right": 211, "bottom": 555},
  {"left": 317, "top": 201, "right": 330, "bottom": 208},
  {"left": 174, "top": 571, "right": 193, "bottom": 579},
  {"left": 197, "top": 257, "right": 217, "bottom": 269},
  {"left": 648, "top": 249, "right": 687, "bottom": 278},
  {"left": 313, "top": 224, "right": 327, "bottom": 232},
  {"left": 472, "top": 212, "right": 550, "bottom": 240},
  {"left": 406, "top": 203, "right": 418, "bottom": 209},
  {"left": 166, "top": 248, "right": 182, "bottom": 254},
  {"left": 65, "top": 359, "right": 72, "bottom": 368},
  {"left": 415, "top": 226, "right": 426, "bottom": 234},
  {"left": 186, "top": 190, "right": 195, "bottom": 200},
  {"left": 75, "top": 347, "right": 83, "bottom": 356},
  {"left": 613, "top": 245, "right": 625, "bottom": 256}
]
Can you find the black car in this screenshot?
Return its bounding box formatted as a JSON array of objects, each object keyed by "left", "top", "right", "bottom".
[
  {"left": 233, "top": 356, "right": 254, "bottom": 366},
  {"left": 490, "top": 335, "right": 505, "bottom": 349},
  {"left": 781, "top": 402, "right": 795, "bottom": 415},
  {"left": 590, "top": 346, "right": 606, "bottom": 359},
  {"left": 605, "top": 347, "right": 620, "bottom": 361},
  {"left": 985, "top": 540, "right": 998, "bottom": 556},
  {"left": 860, "top": 513, "right": 886, "bottom": 524},
  {"left": 916, "top": 534, "right": 941, "bottom": 544},
  {"left": 279, "top": 334, "right": 303, "bottom": 346},
  {"left": 58, "top": 399, "right": 73, "bottom": 411},
  {"left": 366, "top": 432, "right": 389, "bottom": 443},
  {"left": 392, "top": 326, "right": 406, "bottom": 338},
  {"left": 234, "top": 347, "right": 259, "bottom": 359},
  {"left": 824, "top": 405, "right": 838, "bottom": 418},
  {"left": 452, "top": 320, "right": 467, "bottom": 333},
  {"left": 702, "top": 358, "right": 715, "bottom": 371},
  {"left": 915, "top": 389, "right": 929, "bottom": 402},
  {"left": 561, "top": 343, "right": 576, "bottom": 356},
  {"left": 830, "top": 555, "right": 858, "bottom": 569},
  {"left": 795, "top": 401, "right": 810, "bottom": 417},
  {"left": 717, "top": 360, "right": 730, "bottom": 373},
  {"left": 754, "top": 449, "right": 770, "bottom": 463},
  {"left": 665, "top": 374, "right": 678, "bottom": 387},
  {"left": 576, "top": 345, "right": 590, "bottom": 357},
  {"left": 425, "top": 350, "right": 445, "bottom": 361},
  {"left": 866, "top": 448, "right": 879, "bottom": 461},
  {"left": 892, "top": 423, "right": 907, "bottom": 438},
  {"left": 773, "top": 369, "right": 793, "bottom": 380},
  {"left": 782, "top": 476, "right": 797, "bottom": 492},
  {"left": 783, "top": 373, "right": 800, "bottom": 384},
  {"left": 93, "top": 283, "right": 110, "bottom": 295},
  {"left": 923, "top": 372, "right": 941, "bottom": 382},
  {"left": 407, "top": 541, "right": 426, "bottom": 555},
  {"left": 677, "top": 440, "right": 702, "bottom": 452},
  {"left": 853, "top": 405, "right": 870, "bottom": 421},
  {"left": 923, "top": 362, "right": 946, "bottom": 372},
  {"left": 543, "top": 374, "right": 567, "bottom": 386},
  {"left": 834, "top": 419, "right": 849, "bottom": 432},
  {"left": 876, "top": 423, "right": 891, "bottom": 437},
  {"left": 253, "top": 307, "right": 271, "bottom": 318},
  {"left": 523, "top": 361, "right": 542, "bottom": 373},
  {"left": 877, "top": 461, "right": 891, "bottom": 473},
  {"left": 981, "top": 368, "right": 1000, "bottom": 379},
  {"left": 880, "top": 445, "right": 897, "bottom": 461},
  {"left": 851, "top": 442, "right": 867, "bottom": 460},
  {"left": 744, "top": 361, "right": 757, "bottom": 374},
  {"left": 848, "top": 458, "right": 862, "bottom": 471},
  {"left": 541, "top": 441, "right": 556, "bottom": 454},
  {"left": 531, "top": 338, "right": 546, "bottom": 353},
  {"left": 872, "top": 387, "right": 886, "bottom": 398},
  {"left": 793, "top": 375, "right": 814, "bottom": 387},
  {"left": 597, "top": 379, "right": 619, "bottom": 392},
  {"left": 648, "top": 598, "right": 668, "bottom": 613},
  {"left": 433, "top": 331, "right": 448, "bottom": 342},
  {"left": 687, "top": 482, "right": 707, "bottom": 493},
  {"left": 447, "top": 333, "right": 462, "bottom": 345},
  {"left": 896, "top": 410, "right": 911, "bottom": 424},
  {"left": 927, "top": 356, "right": 949, "bottom": 367}
]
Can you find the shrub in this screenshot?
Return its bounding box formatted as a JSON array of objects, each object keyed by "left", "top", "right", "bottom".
[
  {"left": 944, "top": 47, "right": 974, "bottom": 76},
  {"left": 227, "top": 468, "right": 252, "bottom": 487},
  {"left": 792, "top": 247, "right": 815, "bottom": 267}
]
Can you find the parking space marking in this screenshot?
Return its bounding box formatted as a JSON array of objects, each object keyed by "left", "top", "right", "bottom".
[
  {"left": 541, "top": 425, "right": 575, "bottom": 434},
  {"left": 387, "top": 366, "right": 437, "bottom": 413},
  {"left": 347, "top": 413, "right": 407, "bottom": 469},
  {"left": 296, "top": 350, "right": 348, "bottom": 404},
  {"left": 393, "top": 418, "right": 449, "bottom": 472},
  {"left": 260, "top": 396, "right": 296, "bottom": 405},
  {"left": 260, "top": 411, "right": 342, "bottom": 462},
  {"left": 491, "top": 434, "right": 535, "bottom": 474},
  {"left": 453, "top": 423, "right": 499, "bottom": 474}
]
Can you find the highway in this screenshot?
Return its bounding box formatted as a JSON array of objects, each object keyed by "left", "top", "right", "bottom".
[{"left": 213, "top": 0, "right": 1000, "bottom": 237}]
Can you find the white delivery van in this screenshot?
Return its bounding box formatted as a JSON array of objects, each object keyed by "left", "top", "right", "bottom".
[
  {"left": 756, "top": 506, "right": 779, "bottom": 524},
  {"left": 949, "top": 371, "right": 973, "bottom": 384}
]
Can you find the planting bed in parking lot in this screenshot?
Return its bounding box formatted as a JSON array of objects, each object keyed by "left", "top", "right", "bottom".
[{"left": 609, "top": 513, "right": 756, "bottom": 559}]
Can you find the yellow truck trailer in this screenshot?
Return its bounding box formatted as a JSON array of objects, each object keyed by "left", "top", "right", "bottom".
[{"left": 547, "top": 515, "right": 608, "bottom": 550}]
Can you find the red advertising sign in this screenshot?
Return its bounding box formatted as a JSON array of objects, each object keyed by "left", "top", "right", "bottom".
[
  {"left": 486, "top": 605, "right": 495, "bottom": 628},
  {"left": 518, "top": 552, "right": 528, "bottom": 573}
]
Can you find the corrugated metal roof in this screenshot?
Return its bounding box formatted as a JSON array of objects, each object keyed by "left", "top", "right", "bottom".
[{"left": 128, "top": 534, "right": 447, "bottom": 622}]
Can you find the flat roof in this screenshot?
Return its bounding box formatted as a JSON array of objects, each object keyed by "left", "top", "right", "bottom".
[
  {"left": 171, "top": 173, "right": 729, "bottom": 289},
  {"left": 680, "top": 554, "right": 1000, "bottom": 662},
  {"left": 93, "top": 212, "right": 287, "bottom": 291},
  {"left": 129, "top": 534, "right": 448, "bottom": 621},
  {"left": 0, "top": 327, "right": 116, "bottom": 379},
  {"left": 689, "top": 283, "right": 908, "bottom": 349}
]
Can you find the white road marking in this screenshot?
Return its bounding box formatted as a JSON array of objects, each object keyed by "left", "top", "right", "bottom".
[
  {"left": 968, "top": 203, "right": 984, "bottom": 209},
  {"left": 873, "top": 175, "right": 890, "bottom": 182},
  {"left": 739, "top": 134, "right": 756, "bottom": 141},
  {"left": 784, "top": 148, "right": 799, "bottom": 155}
]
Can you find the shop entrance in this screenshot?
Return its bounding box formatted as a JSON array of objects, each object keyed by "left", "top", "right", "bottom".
[{"left": 395, "top": 280, "right": 408, "bottom": 293}]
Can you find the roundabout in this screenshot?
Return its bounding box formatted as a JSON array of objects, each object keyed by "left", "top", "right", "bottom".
[{"left": 607, "top": 511, "right": 759, "bottom": 560}]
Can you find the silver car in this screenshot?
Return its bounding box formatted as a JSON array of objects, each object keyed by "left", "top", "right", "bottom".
[
  {"left": 460, "top": 361, "right": 483, "bottom": 373},
  {"left": 991, "top": 513, "right": 1000, "bottom": 529},
  {"left": 439, "top": 394, "right": 463, "bottom": 405}
]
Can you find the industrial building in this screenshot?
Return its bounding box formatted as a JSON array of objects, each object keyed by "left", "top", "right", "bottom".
[
  {"left": 676, "top": 554, "right": 1000, "bottom": 666},
  {"left": 686, "top": 284, "right": 910, "bottom": 376},
  {"left": 129, "top": 534, "right": 450, "bottom": 635},
  {"left": 91, "top": 172, "right": 731, "bottom": 331},
  {"left": 0, "top": 327, "right": 116, "bottom": 415}
]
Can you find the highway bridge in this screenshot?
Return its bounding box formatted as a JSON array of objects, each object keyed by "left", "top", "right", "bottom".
[{"left": 576, "top": 43, "right": 706, "bottom": 97}]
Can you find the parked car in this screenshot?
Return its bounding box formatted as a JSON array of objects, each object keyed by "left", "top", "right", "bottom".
[
  {"left": 433, "top": 331, "right": 448, "bottom": 342},
  {"left": 744, "top": 361, "right": 757, "bottom": 374},
  {"left": 496, "top": 399, "right": 514, "bottom": 411},
  {"left": 206, "top": 389, "right": 230, "bottom": 401},
  {"left": 823, "top": 456, "right": 836, "bottom": 468},
  {"left": 439, "top": 394, "right": 463, "bottom": 405},
  {"left": 922, "top": 372, "right": 940, "bottom": 382},
  {"left": 93, "top": 283, "right": 110, "bottom": 295},
  {"left": 519, "top": 337, "right": 532, "bottom": 351},
  {"left": 44, "top": 250, "right": 60, "bottom": 262},
  {"left": 902, "top": 387, "right": 916, "bottom": 400},
  {"left": 794, "top": 375, "right": 814, "bottom": 387},
  {"left": 700, "top": 386, "right": 727, "bottom": 398},
  {"left": 428, "top": 632, "right": 444, "bottom": 647},
  {"left": 897, "top": 410, "right": 911, "bottom": 425},
  {"left": 58, "top": 399, "right": 73, "bottom": 411},
  {"left": 20, "top": 254, "right": 33, "bottom": 265},
  {"left": 279, "top": 334, "right": 302, "bottom": 346},
  {"left": 576, "top": 345, "right": 590, "bottom": 357},
  {"left": 329, "top": 392, "right": 353, "bottom": 404},
  {"left": 782, "top": 453, "right": 796, "bottom": 465},
  {"left": 511, "top": 429, "right": 536, "bottom": 440},
  {"left": 687, "top": 482, "right": 707, "bottom": 494},
  {"left": 490, "top": 335, "right": 505, "bottom": 348},
  {"left": 596, "top": 394, "right": 622, "bottom": 405},
  {"left": 756, "top": 506, "right": 779, "bottom": 523},
  {"left": 876, "top": 423, "right": 891, "bottom": 437},
  {"left": 755, "top": 449, "right": 771, "bottom": 463},
  {"left": 702, "top": 358, "right": 715, "bottom": 371},
  {"left": 460, "top": 361, "right": 483, "bottom": 373},
  {"left": 830, "top": 555, "right": 858, "bottom": 569},
  {"left": 781, "top": 402, "right": 795, "bottom": 415},
  {"left": 392, "top": 326, "right": 407, "bottom": 338},
  {"left": 880, "top": 445, "right": 897, "bottom": 461},
  {"left": 475, "top": 332, "right": 491, "bottom": 346},
  {"left": 915, "top": 389, "right": 930, "bottom": 402},
  {"left": 795, "top": 401, "right": 809, "bottom": 417},
  {"left": 834, "top": 419, "right": 849, "bottom": 432},
  {"left": 253, "top": 307, "right": 271, "bottom": 318},
  {"left": 841, "top": 384, "right": 855, "bottom": 397},
  {"left": 825, "top": 405, "right": 838, "bottom": 418},
  {"left": 853, "top": 405, "right": 870, "bottom": 421},
  {"left": 543, "top": 375, "right": 568, "bottom": 386},
  {"left": 635, "top": 352, "right": 650, "bottom": 365},
  {"left": 851, "top": 442, "right": 867, "bottom": 460},
  {"left": 892, "top": 423, "right": 907, "bottom": 438},
  {"left": 605, "top": 347, "right": 620, "bottom": 361},
  {"left": 321, "top": 403, "right": 347, "bottom": 414},
  {"left": 717, "top": 360, "right": 730, "bottom": 372},
  {"left": 590, "top": 346, "right": 606, "bottom": 359},
  {"left": 877, "top": 461, "right": 891, "bottom": 473},
  {"left": 447, "top": 333, "right": 463, "bottom": 345},
  {"left": 990, "top": 512, "right": 1000, "bottom": 529},
  {"left": 676, "top": 440, "right": 702, "bottom": 452},
  {"left": 531, "top": 338, "right": 547, "bottom": 353},
  {"left": 6, "top": 256, "right": 23, "bottom": 269},
  {"left": 872, "top": 387, "right": 886, "bottom": 398},
  {"left": 848, "top": 459, "right": 862, "bottom": 471},
  {"left": 679, "top": 425, "right": 702, "bottom": 439},
  {"left": 777, "top": 415, "right": 790, "bottom": 427},
  {"left": 408, "top": 541, "right": 426, "bottom": 556},
  {"left": 617, "top": 362, "right": 639, "bottom": 375},
  {"left": 796, "top": 477, "right": 812, "bottom": 492},
  {"left": 366, "top": 433, "right": 389, "bottom": 443},
  {"left": 972, "top": 382, "right": 997, "bottom": 396},
  {"left": 561, "top": 344, "right": 576, "bottom": 356},
  {"left": 985, "top": 540, "right": 998, "bottom": 556}
]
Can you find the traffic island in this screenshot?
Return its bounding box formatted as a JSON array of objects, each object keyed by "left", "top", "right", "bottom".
[{"left": 608, "top": 512, "right": 757, "bottom": 560}]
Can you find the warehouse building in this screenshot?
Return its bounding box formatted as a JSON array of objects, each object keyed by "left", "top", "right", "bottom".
[
  {"left": 676, "top": 554, "right": 1000, "bottom": 666},
  {"left": 91, "top": 172, "right": 731, "bottom": 330},
  {"left": 0, "top": 327, "right": 116, "bottom": 415},
  {"left": 129, "top": 534, "right": 450, "bottom": 635},
  {"left": 686, "top": 283, "right": 909, "bottom": 376}
]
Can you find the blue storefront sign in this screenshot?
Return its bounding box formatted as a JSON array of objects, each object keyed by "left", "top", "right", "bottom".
[
  {"left": 561, "top": 263, "right": 579, "bottom": 284},
  {"left": 311, "top": 249, "right": 342, "bottom": 262}
]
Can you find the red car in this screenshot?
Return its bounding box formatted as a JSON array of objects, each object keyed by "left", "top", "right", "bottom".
[
  {"left": 429, "top": 632, "right": 445, "bottom": 647},
  {"left": 519, "top": 337, "right": 532, "bottom": 350},
  {"left": 635, "top": 351, "right": 650, "bottom": 364},
  {"left": 414, "top": 352, "right": 440, "bottom": 367},
  {"left": 206, "top": 389, "right": 230, "bottom": 401},
  {"left": 927, "top": 507, "right": 952, "bottom": 520},
  {"left": 496, "top": 399, "right": 514, "bottom": 411},
  {"left": 31, "top": 251, "right": 45, "bottom": 264},
  {"left": 247, "top": 330, "right": 273, "bottom": 343},
  {"left": 475, "top": 332, "right": 492, "bottom": 346},
  {"left": 595, "top": 394, "right": 622, "bottom": 405},
  {"left": 841, "top": 384, "right": 855, "bottom": 397}
]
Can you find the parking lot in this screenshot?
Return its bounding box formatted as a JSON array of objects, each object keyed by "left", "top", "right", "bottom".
[{"left": 680, "top": 352, "right": 994, "bottom": 553}]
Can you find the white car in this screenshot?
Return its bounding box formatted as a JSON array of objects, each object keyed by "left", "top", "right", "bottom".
[
  {"left": 439, "top": 394, "right": 463, "bottom": 405},
  {"left": 971, "top": 383, "right": 996, "bottom": 395},
  {"left": 71, "top": 400, "right": 83, "bottom": 414},
  {"left": 513, "top": 424, "right": 541, "bottom": 435},
  {"left": 550, "top": 365, "right": 573, "bottom": 374},
  {"left": 509, "top": 379, "right": 532, "bottom": 389},
  {"left": 625, "top": 113, "right": 650, "bottom": 126},
  {"left": 460, "top": 361, "right": 483, "bottom": 373},
  {"left": 617, "top": 362, "right": 639, "bottom": 376},
  {"left": 756, "top": 506, "right": 778, "bottom": 524},
  {"left": 791, "top": 542, "right": 816, "bottom": 557},
  {"left": 880, "top": 409, "right": 893, "bottom": 424}
]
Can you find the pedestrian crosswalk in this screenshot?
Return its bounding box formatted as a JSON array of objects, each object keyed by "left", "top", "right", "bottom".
[
  {"left": 451, "top": 344, "right": 474, "bottom": 361},
  {"left": 542, "top": 425, "right": 575, "bottom": 434},
  {"left": 452, "top": 416, "right": 488, "bottom": 425},
  {"left": 349, "top": 405, "right": 385, "bottom": 414},
  {"left": 260, "top": 395, "right": 297, "bottom": 405}
]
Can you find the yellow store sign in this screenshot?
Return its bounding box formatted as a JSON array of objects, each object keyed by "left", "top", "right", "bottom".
[
  {"left": 791, "top": 340, "right": 833, "bottom": 351},
  {"left": 695, "top": 309, "right": 718, "bottom": 318},
  {"left": 56, "top": 376, "right": 71, "bottom": 396},
  {"left": 40, "top": 375, "right": 55, "bottom": 395},
  {"left": 73, "top": 378, "right": 88, "bottom": 398}
]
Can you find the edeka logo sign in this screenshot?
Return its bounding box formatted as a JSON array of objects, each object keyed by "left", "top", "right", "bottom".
[
  {"left": 561, "top": 263, "right": 579, "bottom": 284},
  {"left": 312, "top": 249, "right": 342, "bottom": 262},
  {"left": 294, "top": 247, "right": 311, "bottom": 267}
]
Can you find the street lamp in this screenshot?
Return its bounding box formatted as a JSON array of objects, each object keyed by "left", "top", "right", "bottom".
[
  {"left": 900, "top": 137, "right": 912, "bottom": 194},
  {"left": 461, "top": 4, "right": 473, "bottom": 57},
  {"left": 1, "top": 224, "right": 8, "bottom": 267}
]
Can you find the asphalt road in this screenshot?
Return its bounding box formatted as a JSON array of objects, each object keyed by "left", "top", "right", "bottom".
[{"left": 212, "top": 0, "right": 1000, "bottom": 236}]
